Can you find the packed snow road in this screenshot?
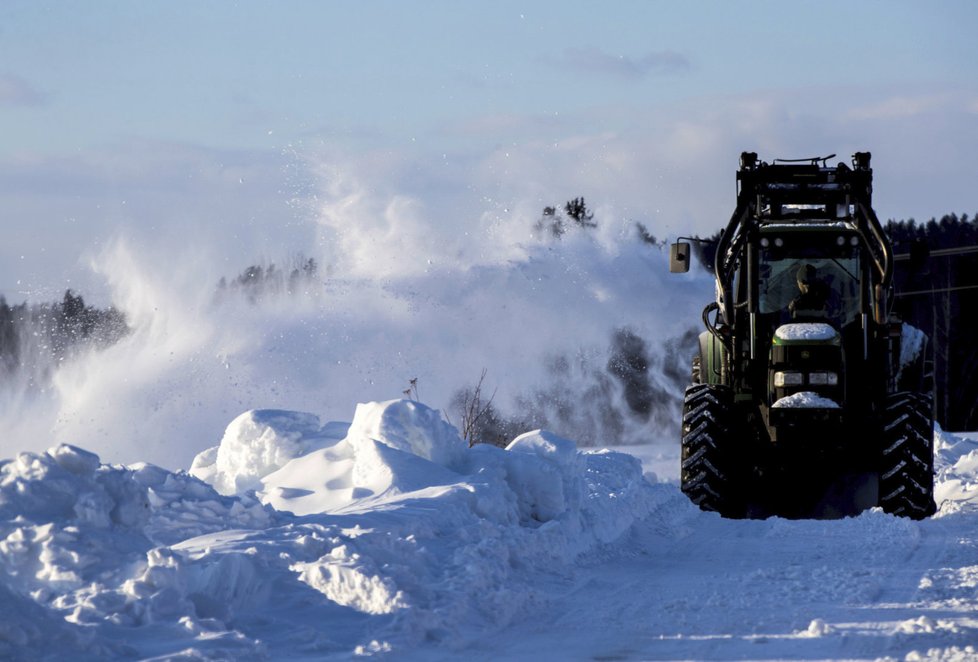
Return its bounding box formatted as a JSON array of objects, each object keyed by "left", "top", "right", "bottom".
[
  {"left": 481, "top": 433, "right": 978, "bottom": 662},
  {"left": 1, "top": 400, "right": 977, "bottom": 661},
  {"left": 471, "top": 488, "right": 978, "bottom": 661}
]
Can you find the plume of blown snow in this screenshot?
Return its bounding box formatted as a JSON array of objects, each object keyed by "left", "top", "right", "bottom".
[{"left": 1, "top": 152, "right": 711, "bottom": 469}]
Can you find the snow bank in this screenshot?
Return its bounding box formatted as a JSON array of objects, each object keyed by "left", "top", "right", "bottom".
[
  {"left": 0, "top": 443, "right": 273, "bottom": 659},
  {"left": 1, "top": 399, "right": 665, "bottom": 658},
  {"left": 7, "top": 399, "right": 975, "bottom": 659},
  {"left": 934, "top": 426, "right": 978, "bottom": 515}
]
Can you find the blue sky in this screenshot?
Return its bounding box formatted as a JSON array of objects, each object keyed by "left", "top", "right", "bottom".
[
  {"left": 2, "top": 1, "right": 977, "bottom": 298},
  {"left": 4, "top": 2, "right": 973, "bottom": 152}
]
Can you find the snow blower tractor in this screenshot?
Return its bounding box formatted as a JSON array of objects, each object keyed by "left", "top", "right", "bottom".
[{"left": 670, "top": 152, "right": 935, "bottom": 519}]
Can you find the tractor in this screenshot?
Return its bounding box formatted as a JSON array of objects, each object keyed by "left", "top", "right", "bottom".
[{"left": 670, "top": 152, "right": 935, "bottom": 519}]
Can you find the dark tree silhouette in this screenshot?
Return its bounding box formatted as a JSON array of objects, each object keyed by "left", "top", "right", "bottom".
[
  {"left": 0, "top": 290, "right": 129, "bottom": 390},
  {"left": 564, "top": 197, "right": 596, "bottom": 229},
  {"left": 535, "top": 198, "right": 597, "bottom": 238}
]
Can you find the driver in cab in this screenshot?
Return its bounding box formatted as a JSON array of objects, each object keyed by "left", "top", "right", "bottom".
[{"left": 788, "top": 264, "right": 829, "bottom": 319}]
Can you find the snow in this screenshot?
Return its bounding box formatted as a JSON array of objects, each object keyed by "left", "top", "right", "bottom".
[
  {"left": 774, "top": 322, "right": 839, "bottom": 342},
  {"left": 934, "top": 427, "right": 978, "bottom": 512},
  {"left": 3, "top": 400, "right": 978, "bottom": 660},
  {"left": 761, "top": 220, "right": 853, "bottom": 228},
  {"left": 898, "top": 323, "right": 928, "bottom": 381},
  {"left": 772, "top": 390, "right": 841, "bottom": 408},
  {"left": 190, "top": 409, "right": 347, "bottom": 496}
]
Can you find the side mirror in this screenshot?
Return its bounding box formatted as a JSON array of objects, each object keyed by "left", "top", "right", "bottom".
[{"left": 670, "top": 242, "right": 691, "bottom": 273}]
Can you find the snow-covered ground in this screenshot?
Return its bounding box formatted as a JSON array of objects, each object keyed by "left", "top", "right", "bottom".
[{"left": 2, "top": 398, "right": 977, "bottom": 661}]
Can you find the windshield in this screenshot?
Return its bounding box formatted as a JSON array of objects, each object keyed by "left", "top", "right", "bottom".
[{"left": 758, "top": 252, "right": 861, "bottom": 325}]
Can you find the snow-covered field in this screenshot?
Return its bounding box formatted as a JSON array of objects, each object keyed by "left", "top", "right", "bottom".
[{"left": 2, "top": 398, "right": 977, "bottom": 661}]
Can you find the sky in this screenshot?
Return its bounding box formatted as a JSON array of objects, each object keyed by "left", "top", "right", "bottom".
[{"left": 1, "top": 0, "right": 977, "bottom": 301}]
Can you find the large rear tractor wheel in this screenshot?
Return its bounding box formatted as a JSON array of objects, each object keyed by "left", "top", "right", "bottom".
[
  {"left": 880, "top": 392, "right": 936, "bottom": 519},
  {"left": 681, "top": 384, "right": 743, "bottom": 517}
]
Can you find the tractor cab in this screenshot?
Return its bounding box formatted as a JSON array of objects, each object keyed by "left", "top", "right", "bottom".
[{"left": 755, "top": 226, "right": 863, "bottom": 327}]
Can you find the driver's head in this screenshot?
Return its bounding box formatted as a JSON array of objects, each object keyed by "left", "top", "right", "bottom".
[{"left": 797, "top": 264, "right": 816, "bottom": 292}]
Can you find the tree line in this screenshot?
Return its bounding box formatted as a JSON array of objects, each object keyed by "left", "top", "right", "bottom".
[
  {"left": 216, "top": 254, "right": 319, "bottom": 304},
  {"left": 886, "top": 213, "right": 978, "bottom": 430},
  {"left": 0, "top": 290, "right": 129, "bottom": 389}
]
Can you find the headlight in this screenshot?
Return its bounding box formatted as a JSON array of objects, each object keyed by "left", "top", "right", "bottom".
[
  {"left": 774, "top": 371, "right": 804, "bottom": 387},
  {"left": 808, "top": 372, "right": 839, "bottom": 386}
]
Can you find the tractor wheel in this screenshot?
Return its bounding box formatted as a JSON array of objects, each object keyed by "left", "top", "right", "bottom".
[
  {"left": 681, "top": 383, "right": 743, "bottom": 517},
  {"left": 879, "top": 392, "right": 936, "bottom": 519}
]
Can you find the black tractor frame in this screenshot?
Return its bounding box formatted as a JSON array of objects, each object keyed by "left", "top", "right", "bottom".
[{"left": 671, "top": 152, "right": 935, "bottom": 519}]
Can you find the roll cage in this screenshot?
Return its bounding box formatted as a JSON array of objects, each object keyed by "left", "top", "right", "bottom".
[{"left": 709, "top": 153, "right": 893, "bottom": 370}]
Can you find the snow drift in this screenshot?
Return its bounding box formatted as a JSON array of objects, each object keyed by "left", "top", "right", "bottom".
[{"left": 1, "top": 399, "right": 666, "bottom": 660}]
